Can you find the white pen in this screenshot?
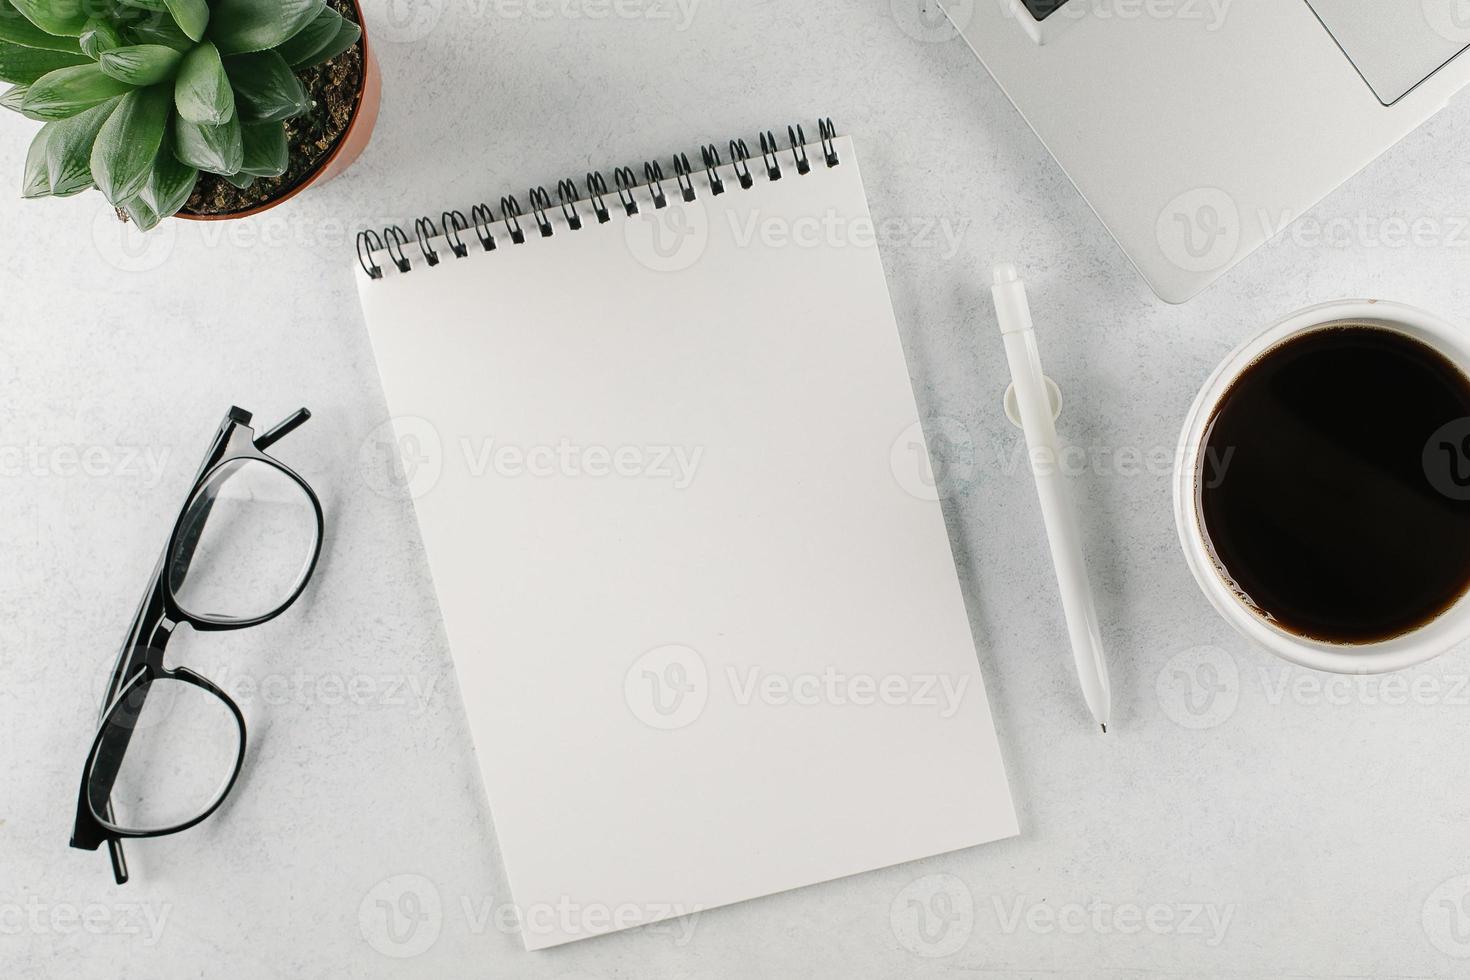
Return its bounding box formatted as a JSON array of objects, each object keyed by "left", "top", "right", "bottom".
[{"left": 990, "top": 263, "right": 1113, "bottom": 733}]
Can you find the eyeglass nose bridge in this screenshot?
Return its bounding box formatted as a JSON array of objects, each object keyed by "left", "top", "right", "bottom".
[{"left": 140, "top": 619, "right": 176, "bottom": 666}]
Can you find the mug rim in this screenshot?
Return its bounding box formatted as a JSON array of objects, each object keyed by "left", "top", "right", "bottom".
[{"left": 1173, "top": 299, "right": 1470, "bottom": 674}]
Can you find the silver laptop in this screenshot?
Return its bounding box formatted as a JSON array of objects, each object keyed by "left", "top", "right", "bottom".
[{"left": 942, "top": 0, "right": 1470, "bottom": 302}]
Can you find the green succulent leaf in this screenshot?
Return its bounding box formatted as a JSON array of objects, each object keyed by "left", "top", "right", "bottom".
[
  {"left": 43, "top": 91, "right": 115, "bottom": 193},
  {"left": 139, "top": 138, "right": 195, "bottom": 216},
  {"left": 121, "top": 194, "right": 160, "bottom": 230},
  {"left": 20, "top": 61, "right": 128, "bottom": 117},
  {"left": 208, "top": 0, "right": 322, "bottom": 56},
  {"left": 0, "top": 81, "right": 26, "bottom": 108},
  {"left": 126, "top": 13, "right": 191, "bottom": 51},
  {"left": 173, "top": 39, "right": 231, "bottom": 123},
  {"left": 294, "top": 15, "right": 357, "bottom": 69},
  {"left": 21, "top": 121, "right": 50, "bottom": 195},
  {"left": 238, "top": 118, "right": 283, "bottom": 176},
  {"left": 77, "top": 17, "right": 120, "bottom": 57},
  {"left": 223, "top": 169, "right": 251, "bottom": 189},
  {"left": 90, "top": 82, "right": 168, "bottom": 202},
  {"left": 223, "top": 50, "right": 305, "bottom": 121},
  {"left": 161, "top": 0, "right": 204, "bottom": 41},
  {"left": 0, "top": 37, "right": 88, "bottom": 83},
  {"left": 173, "top": 112, "right": 241, "bottom": 174},
  {"left": 8, "top": 0, "right": 88, "bottom": 37},
  {"left": 117, "top": 0, "right": 167, "bottom": 11},
  {"left": 99, "top": 43, "right": 180, "bottom": 84},
  {"left": 0, "top": 0, "right": 84, "bottom": 51},
  {"left": 274, "top": 4, "right": 335, "bottom": 66}
]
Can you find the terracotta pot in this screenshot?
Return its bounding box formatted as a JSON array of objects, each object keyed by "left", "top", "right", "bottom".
[{"left": 177, "top": 0, "right": 380, "bottom": 222}]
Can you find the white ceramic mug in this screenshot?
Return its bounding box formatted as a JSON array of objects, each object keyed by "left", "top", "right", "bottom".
[{"left": 1173, "top": 299, "right": 1470, "bottom": 674}]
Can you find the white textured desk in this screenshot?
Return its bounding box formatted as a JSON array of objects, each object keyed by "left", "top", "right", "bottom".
[{"left": 5, "top": 1, "right": 1470, "bottom": 976}]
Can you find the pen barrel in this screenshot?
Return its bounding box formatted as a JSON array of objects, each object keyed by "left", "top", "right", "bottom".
[{"left": 999, "top": 326, "right": 1112, "bottom": 723}]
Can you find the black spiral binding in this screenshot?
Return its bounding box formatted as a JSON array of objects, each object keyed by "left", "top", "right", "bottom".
[
  {"left": 586, "top": 171, "right": 610, "bottom": 222},
  {"left": 357, "top": 119, "right": 841, "bottom": 279},
  {"left": 499, "top": 195, "right": 526, "bottom": 245},
  {"left": 556, "top": 179, "right": 583, "bottom": 231},
  {"left": 700, "top": 144, "right": 725, "bottom": 195},
  {"left": 672, "top": 153, "right": 696, "bottom": 203},
  {"left": 413, "top": 217, "right": 440, "bottom": 266},
  {"left": 757, "top": 131, "right": 782, "bottom": 182},
  {"left": 613, "top": 167, "right": 639, "bottom": 216},
  {"left": 787, "top": 125, "right": 811, "bottom": 176},
  {"left": 642, "top": 161, "right": 668, "bottom": 209},
  {"left": 357, "top": 228, "right": 384, "bottom": 278},
  {"left": 526, "top": 186, "right": 555, "bottom": 237},
  {"left": 469, "top": 203, "right": 496, "bottom": 251},
  {"left": 729, "top": 138, "right": 753, "bottom": 189},
  {"left": 382, "top": 225, "right": 410, "bottom": 273},
  {"left": 818, "top": 117, "right": 839, "bottom": 167},
  {"left": 442, "top": 210, "right": 469, "bottom": 257}
]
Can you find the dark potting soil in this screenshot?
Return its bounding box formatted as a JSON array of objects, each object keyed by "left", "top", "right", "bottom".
[{"left": 180, "top": 0, "right": 364, "bottom": 216}]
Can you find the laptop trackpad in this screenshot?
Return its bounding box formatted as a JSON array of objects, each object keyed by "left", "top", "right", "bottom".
[{"left": 1306, "top": 0, "right": 1470, "bottom": 104}]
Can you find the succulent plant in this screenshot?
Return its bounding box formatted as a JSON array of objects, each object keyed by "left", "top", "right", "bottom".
[{"left": 0, "top": 0, "right": 360, "bottom": 228}]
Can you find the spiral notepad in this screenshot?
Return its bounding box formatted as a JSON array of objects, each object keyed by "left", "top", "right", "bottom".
[{"left": 353, "top": 121, "right": 1017, "bottom": 950}]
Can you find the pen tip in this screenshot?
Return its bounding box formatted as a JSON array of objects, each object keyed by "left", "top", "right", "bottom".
[{"left": 1100, "top": 723, "right": 1107, "bottom": 734}]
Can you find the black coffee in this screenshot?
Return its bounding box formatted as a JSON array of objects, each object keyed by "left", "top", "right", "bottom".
[{"left": 1198, "top": 323, "right": 1470, "bottom": 644}]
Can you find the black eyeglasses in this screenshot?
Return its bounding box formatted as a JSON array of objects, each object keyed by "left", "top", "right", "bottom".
[{"left": 70, "top": 406, "right": 324, "bottom": 884}]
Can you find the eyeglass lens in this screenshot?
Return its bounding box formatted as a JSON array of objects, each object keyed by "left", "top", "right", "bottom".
[{"left": 168, "top": 458, "right": 319, "bottom": 624}]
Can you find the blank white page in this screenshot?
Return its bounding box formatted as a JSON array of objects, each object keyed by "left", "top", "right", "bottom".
[{"left": 356, "top": 135, "right": 1017, "bottom": 949}]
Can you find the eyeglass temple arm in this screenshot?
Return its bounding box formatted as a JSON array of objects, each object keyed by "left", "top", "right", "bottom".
[
  {"left": 105, "top": 817, "right": 128, "bottom": 884},
  {"left": 165, "top": 410, "right": 253, "bottom": 584},
  {"left": 256, "top": 408, "right": 311, "bottom": 451},
  {"left": 84, "top": 619, "right": 171, "bottom": 876}
]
